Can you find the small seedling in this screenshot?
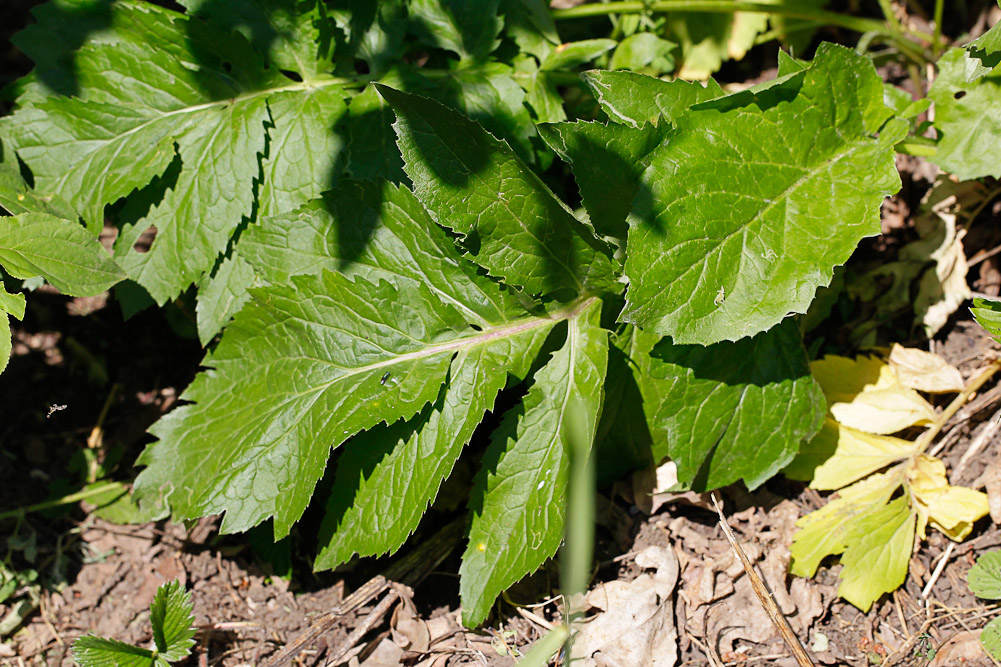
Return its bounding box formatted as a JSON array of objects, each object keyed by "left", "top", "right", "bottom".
[{"left": 72, "top": 579, "right": 196, "bottom": 667}]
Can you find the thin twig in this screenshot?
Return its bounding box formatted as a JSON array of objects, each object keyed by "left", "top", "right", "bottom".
[
  {"left": 919, "top": 360, "right": 1001, "bottom": 456},
  {"left": 922, "top": 542, "right": 956, "bottom": 599},
  {"left": 322, "top": 585, "right": 403, "bottom": 667},
  {"left": 710, "top": 493, "right": 815, "bottom": 667}
]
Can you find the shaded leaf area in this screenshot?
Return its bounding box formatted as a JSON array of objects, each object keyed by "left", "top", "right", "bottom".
[
  {"left": 621, "top": 43, "right": 904, "bottom": 344},
  {"left": 381, "top": 85, "right": 616, "bottom": 300},
  {"left": 1, "top": 0, "right": 590, "bottom": 342},
  {"left": 645, "top": 319, "right": 824, "bottom": 490},
  {"left": 929, "top": 49, "right": 1001, "bottom": 180},
  {"left": 460, "top": 298, "right": 608, "bottom": 626},
  {"left": 538, "top": 120, "right": 667, "bottom": 242}
]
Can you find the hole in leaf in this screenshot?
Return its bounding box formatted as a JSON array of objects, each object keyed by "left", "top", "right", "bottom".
[
  {"left": 954, "top": 90, "right": 967, "bottom": 100},
  {"left": 133, "top": 225, "right": 157, "bottom": 253},
  {"left": 280, "top": 69, "right": 302, "bottom": 83}
]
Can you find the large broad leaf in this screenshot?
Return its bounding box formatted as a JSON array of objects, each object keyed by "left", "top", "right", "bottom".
[
  {"left": 135, "top": 270, "right": 466, "bottom": 536},
  {"left": 379, "top": 84, "right": 616, "bottom": 299},
  {"left": 315, "top": 326, "right": 551, "bottom": 569},
  {"left": 646, "top": 319, "right": 825, "bottom": 489},
  {"left": 459, "top": 298, "right": 608, "bottom": 626},
  {"left": 929, "top": 48, "right": 1001, "bottom": 180},
  {"left": 4, "top": 0, "right": 349, "bottom": 307},
  {"left": 538, "top": 120, "right": 667, "bottom": 241},
  {"left": 0, "top": 213, "right": 124, "bottom": 296},
  {"left": 134, "top": 180, "right": 558, "bottom": 538},
  {"left": 622, "top": 43, "right": 903, "bottom": 344},
  {"left": 581, "top": 70, "right": 723, "bottom": 128}
]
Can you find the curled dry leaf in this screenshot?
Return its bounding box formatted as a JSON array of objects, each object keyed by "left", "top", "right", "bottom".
[{"left": 902, "top": 176, "right": 979, "bottom": 337}]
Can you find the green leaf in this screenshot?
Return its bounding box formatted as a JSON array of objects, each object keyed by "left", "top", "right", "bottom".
[
  {"left": 329, "top": 1, "right": 407, "bottom": 77},
  {"left": 648, "top": 319, "right": 825, "bottom": 489},
  {"left": 134, "top": 270, "right": 467, "bottom": 537},
  {"left": 973, "top": 297, "right": 1001, "bottom": 342},
  {"left": 177, "top": 0, "right": 334, "bottom": 80},
  {"left": 408, "top": 0, "right": 502, "bottom": 60},
  {"left": 195, "top": 254, "right": 261, "bottom": 345},
  {"left": 406, "top": 62, "right": 538, "bottom": 164},
  {"left": 592, "top": 327, "right": 661, "bottom": 483},
  {"left": 963, "top": 18, "right": 1001, "bottom": 82},
  {"left": 0, "top": 284, "right": 23, "bottom": 376},
  {"left": 241, "top": 180, "right": 529, "bottom": 325},
  {"left": 668, "top": 11, "right": 766, "bottom": 79},
  {"left": 581, "top": 70, "right": 723, "bottom": 128},
  {"left": 5, "top": 0, "right": 348, "bottom": 305},
  {"left": 460, "top": 298, "right": 608, "bottom": 626},
  {"left": 88, "top": 481, "right": 168, "bottom": 525},
  {"left": 0, "top": 213, "right": 124, "bottom": 296},
  {"left": 149, "top": 580, "right": 196, "bottom": 662},
  {"left": 0, "top": 283, "right": 26, "bottom": 322},
  {"left": 623, "top": 43, "right": 903, "bottom": 343},
  {"left": 983, "top": 617, "right": 1001, "bottom": 661},
  {"left": 929, "top": 48, "right": 1001, "bottom": 180},
  {"left": 136, "top": 180, "right": 556, "bottom": 538},
  {"left": 969, "top": 551, "right": 1001, "bottom": 600},
  {"left": 257, "top": 86, "right": 349, "bottom": 218},
  {"left": 837, "top": 496, "right": 915, "bottom": 611},
  {"left": 340, "top": 84, "right": 405, "bottom": 182},
  {"left": 538, "top": 120, "right": 667, "bottom": 241},
  {"left": 315, "top": 324, "right": 551, "bottom": 569},
  {"left": 379, "top": 84, "right": 616, "bottom": 299},
  {"left": 500, "top": 0, "right": 560, "bottom": 61},
  {"left": 539, "top": 39, "right": 616, "bottom": 71},
  {"left": 0, "top": 139, "right": 77, "bottom": 219},
  {"left": 72, "top": 636, "right": 155, "bottom": 667},
  {"left": 608, "top": 32, "right": 676, "bottom": 73}
]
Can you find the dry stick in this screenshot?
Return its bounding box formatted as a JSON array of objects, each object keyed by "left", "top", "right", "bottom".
[
  {"left": 924, "top": 360, "right": 1001, "bottom": 457},
  {"left": 259, "top": 518, "right": 464, "bottom": 667},
  {"left": 922, "top": 542, "right": 957, "bottom": 599},
  {"left": 323, "top": 585, "right": 404, "bottom": 667},
  {"left": 953, "top": 414, "right": 1001, "bottom": 481},
  {"left": 710, "top": 493, "right": 816, "bottom": 667}
]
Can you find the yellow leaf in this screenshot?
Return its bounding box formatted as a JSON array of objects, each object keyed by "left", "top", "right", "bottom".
[
  {"left": 790, "top": 468, "right": 904, "bottom": 578},
  {"left": 908, "top": 454, "right": 989, "bottom": 541},
  {"left": 828, "top": 362, "right": 936, "bottom": 434},
  {"left": 888, "top": 344, "right": 964, "bottom": 393},
  {"left": 837, "top": 497, "right": 915, "bottom": 612},
  {"left": 810, "top": 421, "right": 917, "bottom": 491}
]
